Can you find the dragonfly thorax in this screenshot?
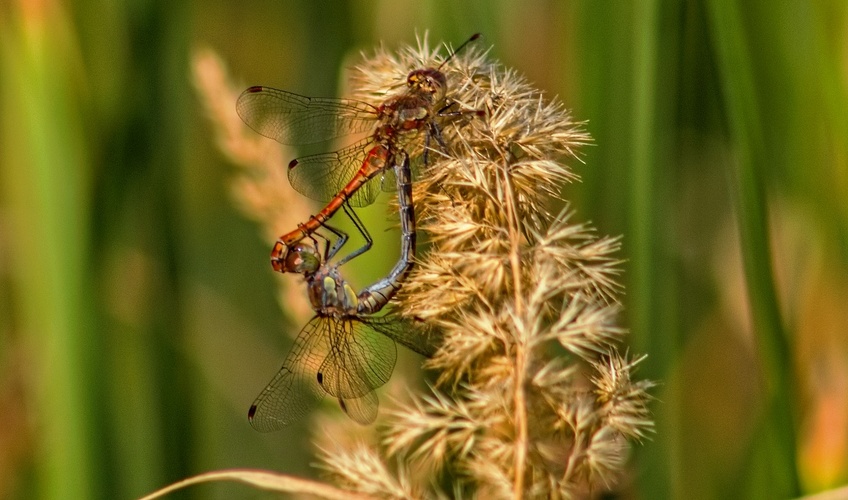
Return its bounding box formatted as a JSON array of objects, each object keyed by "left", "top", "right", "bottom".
[
  {"left": 307, "top": 267, "right": 359, "bottom": 316},
  {"left": 372, "top": 68, "right": 448, "bottom": 139},
  {"left": 374, "top": 95, "right": 433, "bottom": 140}
]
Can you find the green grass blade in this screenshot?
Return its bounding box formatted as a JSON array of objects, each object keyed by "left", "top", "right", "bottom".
[
  {"left": 0, "top": 12, "right": 98, "bottom": 500},
  {"left": 706, "top": 0, "right": 800, "bottom": 496}
]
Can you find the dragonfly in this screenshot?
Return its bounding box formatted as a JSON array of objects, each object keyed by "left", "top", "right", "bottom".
[
  {"left": 248, "top": 153, "right": 436, "bottom": 430},
  {"left": 236, "top": 33, "right": 481, "bottom": 274}
]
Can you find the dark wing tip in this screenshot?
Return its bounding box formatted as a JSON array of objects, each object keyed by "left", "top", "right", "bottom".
[
  {"left": 288, "top": 158, "right": 299, "bottom": 169},
  {"left": 237, "top": 86, "right": 265, "bottom": 103},
  {"left": 247, "top": 404, "right": 258, "bottom": 421},
  {"left": 236, "top": 86, "right": 266, "bottom": 120},
  {"left": 470, "top": 33, "right": 482, "bottom": 41}
]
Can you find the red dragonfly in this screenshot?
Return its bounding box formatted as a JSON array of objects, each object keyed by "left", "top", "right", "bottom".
[
  {"left": 248, "top": 153, "right": 439, "bottom": 429},
  {"left": 236, "top": 34, "right": 481, "bottom": 273}
]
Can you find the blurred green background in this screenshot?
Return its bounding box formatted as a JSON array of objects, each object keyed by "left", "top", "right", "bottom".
[{"left": 2, "top": 1, "right": 847, "bottom": 499}]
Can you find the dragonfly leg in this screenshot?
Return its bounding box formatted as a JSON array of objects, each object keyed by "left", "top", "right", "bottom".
[
  {"left": 438, "top": 99, "right": 487, "bottom": 119},
  {"left": 316, "top": 222, "right": 349, "bottom": 261},
  {"left": 433, "top": 101, "right": 486, "bottom": 154},
  {"left": 334, "top": 202, "right": 373, "bottom": 267},
  {"left": 436, "top": 99, "right": 460, "bottom": 116},
  {"left": 422, "top": 122, "right": 449, "bottom": 170},
  {"left": 422, "top": 124, "right": 459, "bottom": 207},
  {"left": 428, "top": 120, "right": 448, "bottom": 153}
]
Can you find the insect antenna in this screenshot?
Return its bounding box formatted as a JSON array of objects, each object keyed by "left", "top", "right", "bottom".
[{"left": 438, "top": 33, "right": 481, "bottom": 70}]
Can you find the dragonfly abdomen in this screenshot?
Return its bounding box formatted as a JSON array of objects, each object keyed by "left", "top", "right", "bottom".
[
  {"left": 357, "top": 152, "right": 416, "bottom": 315},
  {"left": 271, "top": 145, "right": 391, "bottom": 272}
]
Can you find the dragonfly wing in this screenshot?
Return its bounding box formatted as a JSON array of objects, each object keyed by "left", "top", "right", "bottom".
[
  {"left": 317, "top": 317, "right": 397, "bottom": 399},
  {"left": 288, "top": 138, "right": 383, "bottom": 206},
  {"left": 236, "top": 86, "right": 377, "bottom": 145},
  {"left": 337, "top": 391, "right": 379, "bottom": 425},
  {"left": 248, "top": 316, "right": 331, "bottom": 432},
  {"left": 367, "top": 314, "right": 443, "bottom": 359},
  {"left": 379, "top": 166, "right": 398, "bottom": 195}
]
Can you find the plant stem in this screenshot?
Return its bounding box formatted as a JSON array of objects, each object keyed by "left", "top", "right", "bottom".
[{"left": 499, "top": 152, "right": 528, "bottom": 499}]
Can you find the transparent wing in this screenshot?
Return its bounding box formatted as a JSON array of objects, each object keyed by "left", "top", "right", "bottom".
[
  {"left": 373, "top": 151, "right": 421, "bottom": 195},
  {"left": 248, "top": 316, "right": 331, "bottom": 432},
  {"left": 337, "top": 391, "right": 379, "bottom": 425},
  {"left": 288, "top": 138, "right": 384, "bottom": 206},
  {"left": 366, "top": 314, "right": 442, "bottom": 359},
  {"left": 236, "top": 86, "right": 377, "bottom": 145},
  {"left": 317, "top": 317, "right": 397, "bottom": 400}
]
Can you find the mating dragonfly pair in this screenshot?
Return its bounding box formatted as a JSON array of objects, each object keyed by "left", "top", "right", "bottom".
[{"left": 238, "top": 34, "right": 481, "bottom": 431}]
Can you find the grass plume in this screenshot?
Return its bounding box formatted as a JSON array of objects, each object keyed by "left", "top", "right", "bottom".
[{"left": 329, "top": 35, "right": 654, "bottom": 498}]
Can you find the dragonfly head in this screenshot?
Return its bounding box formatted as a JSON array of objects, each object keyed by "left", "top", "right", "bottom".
[
  {"left": 277, "top": 243, "right": 321, "bottom": 275},
  {"left": 407, "top": 68, "right": 447, "bottom": 104}
]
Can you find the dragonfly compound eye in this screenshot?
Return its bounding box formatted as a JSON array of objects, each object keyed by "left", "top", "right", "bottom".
[
  {"left": 407, "top": 69, "right": 447, "bottom": 101},
  {"left": 284, "top": 244, "right": 321, "bottom": 274},
  {"left": 406, "top": 71, "right": 420, "bottom": 87}
]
